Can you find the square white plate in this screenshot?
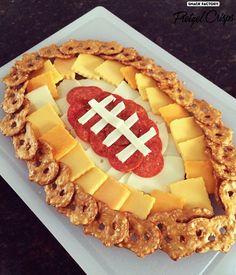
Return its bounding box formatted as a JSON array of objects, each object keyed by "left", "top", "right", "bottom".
[{"left": 0, "top": 6, "right": 235, "bottom": 275}]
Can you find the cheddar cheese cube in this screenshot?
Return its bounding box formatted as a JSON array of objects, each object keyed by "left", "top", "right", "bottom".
[
  {"left": 135, "top": 73, "right": 156, "bottom": 100},
  {"left": 120, "top": 66, "right": 138, "bottom": 89},
  {"left": 146, "top": 87, "right": 173, "bottom": 114},
  {"left": 185, "top": 160, "right": 215, "bottom": 194},
  {"left": 72, "top": 54, "right": 104, "bottom": 80},
  {"left": 120, "top": 187, "right": 155, "bottom": 219},
  {"left": 27, "top": 71, "right": 58, "bottom": 98},
  {"left": 75, "top": 167, "right": 107, "bottom": 195},
  {"left": 31, "top": 60, "right": 63, "bottom": 84},
  {"left": 170, "top": 117, "right": 203, "bottom": 144},
  {"left": 53, "top": 57, "right": 76, "bottom": 79},
  {"left": 27, "top": 104, "right": 64, "bottom": 137},
  {"left": 93, "top": 177, "right": 130, "bottom": 210},
  {"left": 95, "top": 60, "right": 124, "bottom": 86},
  {"left": 178, "top": 135, "right": 208, "bottom": 161},
  {"left": 150, "top": 189, "right": 184, "bottom": 213},
  {"left": 26, "top": 85, "right": 60, "bottom": 115},
  {"left": 170, "top": 177, "right": 213, "bottom": 212},
  {"left": 159, "top": 103, "right": 189, "bottom": 125},
  {"left": 40, "top": 125, "right": 77, "bottom": 160},
  {"left": 59, "top": 143, "right": 94, "bottom": 181}
]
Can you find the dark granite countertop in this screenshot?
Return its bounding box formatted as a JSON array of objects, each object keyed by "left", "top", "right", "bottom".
[{"left": 0, "top": 1, "right": 235, "bottom": 274}]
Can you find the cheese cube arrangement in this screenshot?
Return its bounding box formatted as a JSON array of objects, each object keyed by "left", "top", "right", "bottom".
[
  {"left": 120, "top": 66, "right": 138, "bottom": 89},
  {"left": 185, "top": 160, "right": 215, "bottom": 193},
  {"left": 135, "top": 73, "right": 156, "bottom": 101},
  {"left": 75, "top": 167, "right": 107, "bottom": 195},
  {"left": 59, "top": 143, "right": 94, "bottom": 181},
  {"left": 120, "top": 187, "right": 155, "bottom": 219},
  {"left": 178, "top": 135, "right": 208, "bottom": 161},
  {"left": 53, "top": 57, "right": 76, "bottom": 79},
  {"left": 72, "top": 54, "right": 104, "bottom": 80},
  {"left": 40, "top": 125, "right": 77, "bottom": 160},
  {"left": 170, "top": 177, "right": 213, "bottom": 212},
  {"left": 93, "top": 177, "right": 130, "bottom": 210},
  {"left": 159, "top": 103, "right": 189, "bottom": 125},
  {"left": 170, "top": 117, "right": 203, "bottom": 144},
  {"left": 27, "top": 71, "right": 59, "bottom": 98},
  {"left": 26, "top": 85, "right": 60, "bottom": 114},
  {"left": 150, "top": 189, "right": 184, "bottom": 213},
  {"left": 95, "top": 60, "right": 124, "bottom": 86},
  {"left": 146, "top": 87, "right": 173, "bottom": 114},
  {"left": 26, "top": 104, "right": 64, "bottom": 137}
]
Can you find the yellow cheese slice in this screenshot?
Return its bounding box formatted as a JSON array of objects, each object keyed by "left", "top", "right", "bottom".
[
  {"left": 27, "top": 71, "right": 59, "bottom": 98},
  {"left": 31, "top": 60, "right": 63, "bottom": 84},
  {"left": 159, "top": 103, "right": 189, "bottom": 125},
  {"left": 53, "top": 58, "right": 76, "bottom": 79},
  {"left": 59, "top": 143, "right": 94, "bottom": 181},
  {"left": 72, "top": 54, "right": 104, "bottom": 80},
  {"left": 178, "top": 135, "right": 208, "bottom": 161},
  {"left": 170, "top": 177, "right": 213, "bottom": 212},
  {"left": 146, "top": 87, "right": 173, "bottom": 114},
  {"left": 93, "top": 177, "right": 130, "bottom": 210},
  {"left": 120, "top": 187, "right": 155, "bottom": 219},
  {"left": 170, "top": 117, "right": 203, "bottom": 144},
  {"left": 95, "top": 60, "right": 124, "bottom": 86},
  {"left": 120, "top": 66, "right": 138, "bottom": 89},
  {"left": 185, "top": 160, "right": 215, "bottom": 194},
  {"left": 150, "top": 189, "right": 184, "bottom": 213},
  {"left": 75, "top": 167, "right": 107, "bottom": 195},
  {"left": 40, "top": 125, "right": 77, "bottom": 160},
  {"left": 26, "top": 103, "right": 64, "bottom": 137},
  {"left": 135, "top": 73, "right": 156, "bottom": 100}
]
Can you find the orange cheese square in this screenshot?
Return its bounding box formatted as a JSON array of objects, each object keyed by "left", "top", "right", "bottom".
[
  {"left": 40, "top": 125, "right": 77, "bottom": 160},
  {"left": 120, "top": 187, "right": 155, "bottom": 219},
  {"left": 185, "top": 160, "right": 215, "bottom": 194},
  {"left": 93, "top": 177, "right": 130, "bottom": 210},
  {"left": 27, "top": 71, "right": 59, "bottom": 98},
  {"left": 120, "top": 66, "right": 138, "bottom": 89},
  {"left": 26, "top": 104, "right": 64, "bottom": 137},
  {"left": 150, "top": 189, "right": 184, "bottom": 213},
  {"left": 159, "top": 103, "right": 189, "bottom": 125},
  {"left": 53, "top": 58, "right": 76, "bottom": 79}
]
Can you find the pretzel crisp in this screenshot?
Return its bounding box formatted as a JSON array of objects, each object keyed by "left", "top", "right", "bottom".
[
  {"left": 39, "top": 44, "right": 72, "bottom": 59},
  {"left": 12, "top": 122, "right": 38, "bottom": 160},
  {"left": 15, "top": 52, "right": 44, "bottom": 73},
  {"left": 219, "top": 180, "right": 236, "bottom": 215},
  {"left": 1, "top": 81, "right": 28, "bottom": 114},
  {"left": 0, "top": 99, "right": 30, "bottom": 136},
  {"left": 44, "top": 163, "right": 75, "bottom": 207},
  {"left": 149, "top": 208, "right": 213, "bottom": 260},
  {"left": 60, "top": 40, "right": 100, "bottom": 55},
  {"left": 84, "top": 202, "right": 129, "bottom": 246},
  {"left": 210, "top": 159, "right": 236, "bottom": 181},
  {"left": 118, "top": 213, "right": 160, "bottom": 257},
  {"left": 3, "top": 67, "right": 29, "bottom": 87},
  {"left": 27, "top": 141, "right": 59, "bottom": 185},
  {"left": 58, "top": 185, "right": 98, "bottom": 225}
]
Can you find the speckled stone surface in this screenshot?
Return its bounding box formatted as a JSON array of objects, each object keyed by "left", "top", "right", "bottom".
[{"left": 0, "top": 1, "right": 235, "bottom": 274}]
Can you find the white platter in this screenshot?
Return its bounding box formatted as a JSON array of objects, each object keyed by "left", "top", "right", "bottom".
[{"left": 0, "top": 6, "right": 236, "bottom": 275}]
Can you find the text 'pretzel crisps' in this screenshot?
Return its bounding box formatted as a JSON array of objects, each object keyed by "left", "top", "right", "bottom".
[{"left": 1, "top": 39, "right": 236, "bottom": 260}]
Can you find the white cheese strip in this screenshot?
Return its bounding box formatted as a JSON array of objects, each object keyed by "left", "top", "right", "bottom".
[
  {"left": 127, "top": 156, "right": 185, "bottom": 193},
  {"left": 89, "top": 98, "right": 151, "bottom": 156},
  {"left": 57, "top": 79, "right": 80, "bottom": 98},
  {"left": 79, "top": 79, "right": 116, "bottom": 92},
  {"left": 113, "top": 81, "right": 139, "bottom": 100},
  {"left": 78, "top": 95, "right": 115, "bottom": 125},
  {"left": 116, "top": 127, "right": 156, "bottom": 162},
  {"left": 91, "top": 102, "right": 125, "bottom": 134},
  {"left": 103, "top": 113, "right": 139, "bottom": 147},
  {"left": 85, "top": 147, "right": 111, "bottom": 172}
]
